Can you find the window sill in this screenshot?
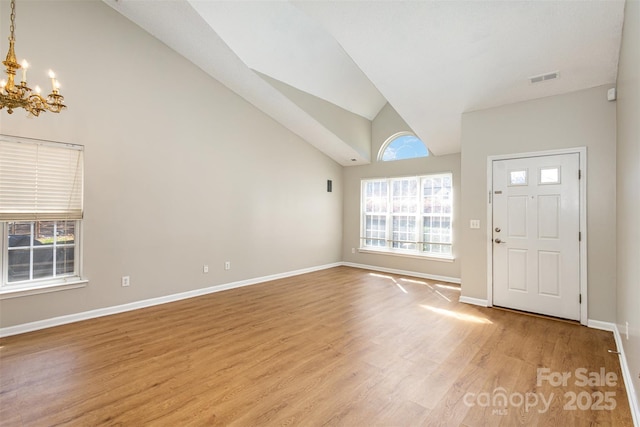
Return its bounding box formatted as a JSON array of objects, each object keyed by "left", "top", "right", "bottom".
[
  {"left": 0, "top": 278, "right": 88, "bottom": 300},
  {"left": 358, "top": 248, "right": 455, "bottom": 262}
]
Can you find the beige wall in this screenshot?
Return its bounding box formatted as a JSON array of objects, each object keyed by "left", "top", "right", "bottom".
[
  {"left": 257, "top": 72, "right": 372, "bottom": 161},
  {"left": 342, "top": 104, "right": 461, "bottom": 280},
  {"left": 616, "top": 0, "right": 640, "bottom": 412},
  {"left": 0, "top": 0, "right": 343, "bottom": 327},
  {"left": 460, "top": 85, "right": 617, "bottom": 322}
]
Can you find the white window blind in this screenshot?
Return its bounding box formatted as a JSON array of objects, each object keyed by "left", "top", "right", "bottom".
[{"left": 0, "top": 136, "right": 84, "bottom": 221}]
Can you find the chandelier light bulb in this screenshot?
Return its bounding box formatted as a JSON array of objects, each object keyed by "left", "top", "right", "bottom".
[
  {"left": 21, "top": 59, "right": 28, "bottom": 82},
  {"left": 48, "top": 70, "right": 56, "bottom": 91},
  {"left": 34, "top": 85, "right": 41, "bottom": 94}
]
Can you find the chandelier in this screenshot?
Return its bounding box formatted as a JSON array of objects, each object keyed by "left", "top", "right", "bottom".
[{"left": 0, "top": 0, "right": 65, "bottom": 116}]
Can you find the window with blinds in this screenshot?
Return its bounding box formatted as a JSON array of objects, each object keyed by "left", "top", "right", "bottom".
[
  {"left": 0, "top": 135, "right": 84, "bottom": 288},
  {"left": 0, "top": 136, "right": 83, "bottom": 221}
]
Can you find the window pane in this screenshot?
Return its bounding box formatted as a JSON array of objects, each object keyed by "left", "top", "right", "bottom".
[
  {"left": 55, "top": 220, "right": 76, "bottom": 276},
  {"left": 8, "top": 248, "right": 30, "bottom": 282},
  {"left": 539, "top": 167, "right": 560, "bottom": 184},
  {"left": 422, "top": 174, "right": 452, "bottom": 255},
  {"left": 381, "top": 134, "right": 429, "bottom": 161},
  {"left": 424, "top": 217, "right": 452, "bottom": 244},
  {"left": 55, "top": 220, "right": 76, "bottom": 244},
  {"left": 7, "top": 221, "right": 32, "bottom": 246},
  {"left": 364, "top": 181, "right": 388, "bottom": 213},
  {"left": 56, "top": 246, "right": 75, "bottom": 275},
  {"left": 423, "top": 243, "right": 452, "bottom": 255},
  {"left": 33, "top": 247, "right": 54, "bottom": 279},
  {"left": 423, "top": 176, "right": 451, "bottom": 214},
  {"left": 6, "top": 220, "right": 76, "bottom": 283},
  {"left": 509, "top": 170, "right": 528, "bottom": 186},
  {"left": 392, "top": 216, "right": 417, "bottom": 250},
  {"left": 365, "top": 215, "right": 386, "bottom": 247},
  {"left": 35, "top": 220, "right": 56, "bottom": 244},
  {"left": 392, "top": 179, "right": 418, "bottom": 213}
]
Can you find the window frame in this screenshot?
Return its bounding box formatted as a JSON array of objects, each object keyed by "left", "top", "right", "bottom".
[
  {"left": 0, "top": 220, "right": 87, "bottom": 299},
  {"left": 378, "top": 132, "right": 429, "bottom": 162},
  {"left": 360, "top": 173, "right": 454, "bottom": 261},
  {"left": 0, "top": 135, "right": 87, "bottom": 299}
]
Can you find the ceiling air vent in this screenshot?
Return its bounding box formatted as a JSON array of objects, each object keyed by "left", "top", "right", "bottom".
[{"left": 529, "top": 71, "right": 560, "bottom": 84}]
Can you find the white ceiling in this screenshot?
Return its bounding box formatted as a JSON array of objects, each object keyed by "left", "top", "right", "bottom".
[{"left": 104, "top": 0, "right": 625, "bottom": 163}]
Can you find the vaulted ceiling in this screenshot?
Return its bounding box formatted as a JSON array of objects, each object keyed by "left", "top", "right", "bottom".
[{"left": 104, "top": 0, "right": 625, "bottom": 165}]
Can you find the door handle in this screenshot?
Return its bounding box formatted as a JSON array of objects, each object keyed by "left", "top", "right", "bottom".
[{"left": 494, "top": 238, "right": 507, "bottom": 244}]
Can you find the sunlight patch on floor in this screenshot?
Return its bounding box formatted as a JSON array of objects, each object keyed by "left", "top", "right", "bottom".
[
  {"left": 434, "top": 291, "right": 451, "bottom": 302},
  {"left": 420, "top": 304, "right": 493, "bottom": 324},
  {"left": 435, "top": 283, "right": 460, "bottom": 292},
  {"left": 369, "top": 273, "right": 408, "bottom": 294},
  {"left": 399, "top": 277, "right": 431, "bottom": 287},
  {"left": 368, "top": 273, "right": 457, "bottom": 301}
]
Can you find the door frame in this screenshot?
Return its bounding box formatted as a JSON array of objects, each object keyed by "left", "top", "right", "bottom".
[{"left": 486, "top": 147, "right": 587, "bottom": 325}]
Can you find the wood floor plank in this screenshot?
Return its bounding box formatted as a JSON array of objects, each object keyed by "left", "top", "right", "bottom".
[{"left": 0, "top": 266, "right": 633, "bottom": 426}]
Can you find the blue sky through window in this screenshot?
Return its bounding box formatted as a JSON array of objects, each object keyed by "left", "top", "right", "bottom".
[{"left": 381, "top": 134, "right": 428, "bottom": 161}]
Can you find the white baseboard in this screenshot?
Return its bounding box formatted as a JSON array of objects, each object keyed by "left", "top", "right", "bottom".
[
  {"left": 587, "top": 319, "right": 639, "bottom": 427},
  {"left": 459, "top": 296, "right": 489, "bottom": 307},
  {"left": 587, "top": 319, "right": 617, "bottom": 332},
  {"left": 0, "top": 262, "right": 341, "bottom": 338},
  {"left": 341, "top": 262, "right": 461, "bottom": 284}
]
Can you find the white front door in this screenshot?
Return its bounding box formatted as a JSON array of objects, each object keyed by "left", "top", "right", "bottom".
[{"left": 492, "top": 153, "right": 580, "bottom": 320}]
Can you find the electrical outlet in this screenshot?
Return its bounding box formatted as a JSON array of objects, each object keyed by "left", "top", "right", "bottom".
[
  {"left": 351, "top": 248, "right": 355, "bottom": 254},
  {"left": 626, "top": 321, "right": 629, "bottom": 340},
  {"left": 121, "top": 276, "right": 130, "bottom": 287},
  {"left": 225, "top": 261, "right": 231, "bottom": 270},
  {"left": 470, "top": 220, "right": 480, "bottom": 229},
  {"left": 203, "top": 265, "right": 209, "bottom": 273}
]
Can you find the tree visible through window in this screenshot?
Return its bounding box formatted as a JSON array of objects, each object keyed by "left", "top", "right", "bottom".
[
  {"left": 361, "top": 174, "right": 452, "bottom": 257},
  {"left": 379, "top": 132, "right": 429, "bottom": 161}
]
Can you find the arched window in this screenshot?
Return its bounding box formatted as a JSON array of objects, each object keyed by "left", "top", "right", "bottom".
[{"left": 378, "top": 132, "right": 429, "bottom": 161}]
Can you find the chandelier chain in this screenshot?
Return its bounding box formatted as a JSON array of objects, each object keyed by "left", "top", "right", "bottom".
[{"left": 9, "top": 0, "right": 16, "bottom": 40}]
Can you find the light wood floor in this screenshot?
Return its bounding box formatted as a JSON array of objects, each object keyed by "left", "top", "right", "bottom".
[{"left": 0, "top": 266, "right": 633, "bottom": 426}]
